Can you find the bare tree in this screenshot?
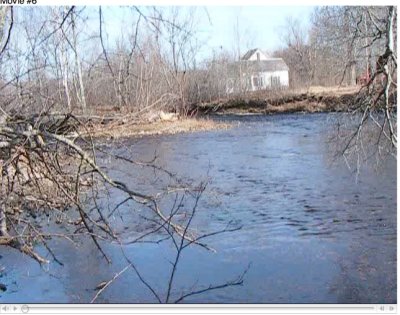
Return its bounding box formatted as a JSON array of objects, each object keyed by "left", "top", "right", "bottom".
[
  {"left": 0, "top": 6, "right": 247, "bottom": 302},
  {"left": 70, "top": 7, "right": 87, "bottom": 112},
  {"left": 310, "top": 6, "right": 397, "bottom": 168},
  {"left": 276, "top": 17, "right": 316, "bottom": 88}
]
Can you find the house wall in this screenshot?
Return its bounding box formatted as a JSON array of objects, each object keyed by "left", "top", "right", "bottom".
[
  {"left": 264, "top": 70, "right": 289, "bottom": 87},
  {"left": 248, "top": 71, "right": 289, "bottom": 91}
]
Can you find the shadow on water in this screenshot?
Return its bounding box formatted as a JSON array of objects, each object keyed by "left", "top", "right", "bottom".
[{"left": 0, "top": 113, "right": 396, "bottom": 303}]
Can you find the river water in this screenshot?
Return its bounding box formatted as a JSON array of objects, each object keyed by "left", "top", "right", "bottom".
[{"left": 0, "top": 113, "right": 396, "bottom": 303}]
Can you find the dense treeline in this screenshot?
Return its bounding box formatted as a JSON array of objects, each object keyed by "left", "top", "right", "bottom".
[
  {"left": 0, "top": 6, "right": 396, "bottom": 115},
  {"left": 275, "top": 6, "right": 397, "bottom": 89},
  {"left": 0, "top": 7, "right": 205, "bottom": 115}
]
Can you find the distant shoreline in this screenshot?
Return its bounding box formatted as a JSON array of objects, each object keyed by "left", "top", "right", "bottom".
[
  {"left": 196, "top": 86, "right": 360, "bottom": 116},
  {"left": 78, "top": 86, "right": 361, "bottom": 139}
]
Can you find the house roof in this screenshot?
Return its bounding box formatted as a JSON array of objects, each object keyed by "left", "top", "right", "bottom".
[
  {"left": 241, "top": 49, "right": 259, "bottom": 60},
  {"left": 250, "top": 59, "right": 289, "bottom": 72},
  {"left": 241, "top": 48, "right": 272, "bottom": 61},
  {"left": 229, "top": 58, "right": 289, "bottom": 73}
]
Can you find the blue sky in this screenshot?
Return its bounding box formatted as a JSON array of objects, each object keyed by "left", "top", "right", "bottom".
[
  {"left": 197, "top": 6, "right": 315, "bottom": 55},
  {"left": 83, "top": 6, "right": 316, "bottom": 61}
]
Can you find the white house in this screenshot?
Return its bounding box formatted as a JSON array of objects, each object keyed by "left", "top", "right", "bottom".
[{"left": 227, "top": 48, "right": 289, "bottom": 93}]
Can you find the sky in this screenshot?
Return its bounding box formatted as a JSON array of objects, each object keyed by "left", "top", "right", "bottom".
[
  {"left": 197, "top": 6, "right": 315, "bottom": 55},
  {"left": 87, "top": 5, "right": 316, "bottom": 61}
]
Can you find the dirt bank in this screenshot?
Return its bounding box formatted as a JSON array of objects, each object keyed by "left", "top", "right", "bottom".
[
  {"left": 197, "top": 86, "right": 360, "bottom": 115},
  {"left": 77, "top": 86, "right": 360, "bottom": 139}
]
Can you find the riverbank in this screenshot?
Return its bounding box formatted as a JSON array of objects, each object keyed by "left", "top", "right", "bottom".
[
  {"left": 79, "top": 86, "right": 359, "bottom": 139},
  {"left": 83, "top": 117, "right": 232, "bottom": 139},
  {"left": 196, "top": 86, "right": 360, "bottom": 115}
]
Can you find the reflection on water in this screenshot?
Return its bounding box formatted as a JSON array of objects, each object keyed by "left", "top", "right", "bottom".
[{"left": 0, "top": 113, "right": 396, "bottom": 303}]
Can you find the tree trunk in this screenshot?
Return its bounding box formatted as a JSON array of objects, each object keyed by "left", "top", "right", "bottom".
[
  {"left": 71, "top": 9, "right": 86, "bottom": 112},
  {"left": 0, "top": 204, "right": 7, "bottom": 237}
]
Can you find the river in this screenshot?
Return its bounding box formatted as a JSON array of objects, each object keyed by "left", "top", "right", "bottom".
[{"left": 0, "top": 113, "right": 396, "bottom": 303}]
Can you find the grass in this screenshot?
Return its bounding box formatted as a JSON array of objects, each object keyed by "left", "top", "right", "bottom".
[{"left": 83, "top": 118, "right": 232, "bottom": 139}]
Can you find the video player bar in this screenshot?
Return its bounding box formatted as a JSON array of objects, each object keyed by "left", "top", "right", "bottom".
[{"left": 0, "top": 304, "right": 397, "bottom": 314}]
